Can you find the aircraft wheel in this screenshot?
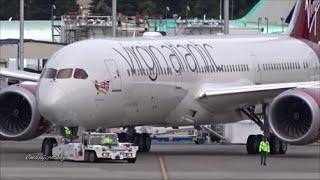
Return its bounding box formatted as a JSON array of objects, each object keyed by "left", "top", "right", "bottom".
[
  {"left": 42, "top": 138, "right": 57, "bottom": 157},
  {"left": 247, "top": 135, "right": 257, "bottom": 154},
  {"left": 279, "top": 141, "right": 288, "bottom": 154},
  {"left": 118, "top": 132, "right": 128, "bottom": 142},
  {"left": 127, "top": 158, "right": 137, "bottom": 163},
  {"left": 269, "top": 135, "right": 287, "bottom": 154},
  {"left": 255, "top": 134, "right": 263, "bottom": 152},
  {"left": 87, "top": 151, "right": 97, "bottom": 163},
  {"left": 142, "top": 133, "right": 151, "bottom": 152},
  {"left": 269, "top": 135, "right": 280, "bottom": 154},
  {"left": 135, "top": 134, "right": 144, "bottom": 152}
]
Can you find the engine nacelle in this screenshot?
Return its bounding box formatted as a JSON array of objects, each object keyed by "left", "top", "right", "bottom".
[
  {"left": 269, "top": 88, "right": 320, "bottom": 145},
  {"left": 0, "top": 83, "right": 50, "bottom": 140}
]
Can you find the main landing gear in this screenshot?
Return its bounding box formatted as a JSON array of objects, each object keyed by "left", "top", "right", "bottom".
[
  {"left": 118, "top": 127, "right": 151, "bottom": 152},
  {"left": 239, "top": 104, "right": 287, "bottom": 155}
]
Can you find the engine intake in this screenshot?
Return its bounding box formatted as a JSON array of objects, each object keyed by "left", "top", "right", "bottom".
[
  {"left": 269, "top": 88, "right": 320, "bottom": 145},
  {"left": 0, "top": 84, "right": 49, "bottom": 140}
]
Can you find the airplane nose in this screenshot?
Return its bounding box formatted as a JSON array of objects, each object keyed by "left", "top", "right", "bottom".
[{"left": 37, "top": 86, "right": 69, "bottom": 124}]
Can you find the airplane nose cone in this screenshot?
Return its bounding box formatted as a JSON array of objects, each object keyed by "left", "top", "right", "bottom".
[{"left": 38, "top": 86, "right": 69, "bottom": 123}]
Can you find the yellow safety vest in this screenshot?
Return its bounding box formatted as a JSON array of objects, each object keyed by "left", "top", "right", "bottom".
[
  {"left": 64, "top": 127, "right": 72, "bottom": 136},
  {"left": 101, "top": 137, "right": 113, "bottom": 145},
  {"left": 259, "top": 141, "right": 270, "bottom": 153}
]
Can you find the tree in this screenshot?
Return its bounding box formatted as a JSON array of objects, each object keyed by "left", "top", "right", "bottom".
[
  {"left": 1, "top": 0, "right": 259, "bottom": 20},
  {"left": 0, "top": 0, "right": 78, "bottom": 20},
  {"left": 138, "top": 1, "right": 156, "bottom": 17},
  {"left": 90, "top": 0, "right": 111, "bottom": 16},
  {"left": 0, "top": 0, "right": 19, "bottom": 20},
  {"left": 25, "top": 0, "right": 78, "bottom": 20}
]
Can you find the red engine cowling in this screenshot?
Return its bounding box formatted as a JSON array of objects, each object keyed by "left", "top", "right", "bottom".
[
  {"left": 269, "top": 88, "right": 320, "bottom": 145},
  {"left": 0, "top": 83, "right": 50, "bottom": 141}
]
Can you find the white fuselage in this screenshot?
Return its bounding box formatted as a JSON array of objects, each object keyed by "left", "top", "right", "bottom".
[{"left": 36, "top": 35, "right": 320, "bottom": 129}]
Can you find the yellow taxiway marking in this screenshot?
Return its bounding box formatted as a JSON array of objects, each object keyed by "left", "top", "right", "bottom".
[{"left": 159, "top": 155, "right": 169, "bottom": 180}]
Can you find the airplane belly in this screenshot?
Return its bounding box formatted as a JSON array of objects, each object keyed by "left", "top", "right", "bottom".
[{"left": 122, "top": 82, "right": 187, "bottom": 126}]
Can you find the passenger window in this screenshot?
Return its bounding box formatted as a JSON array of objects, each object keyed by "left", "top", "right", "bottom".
[
  {"left": 43, "top": 68, "right": 57, "bottom": 79},
  {"left": 240, "top": 65, "right": 244, "bottom": 71},
  {"left": 57, "top": 68, "right": 73, "bottom": 79},
  {"left": 74, "top": 68, "right": 88, "bottom": 79}
]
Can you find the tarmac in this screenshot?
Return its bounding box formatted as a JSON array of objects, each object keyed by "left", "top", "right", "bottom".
[{"left": 0, "top": 138, "right": 319, "bottom": 180}]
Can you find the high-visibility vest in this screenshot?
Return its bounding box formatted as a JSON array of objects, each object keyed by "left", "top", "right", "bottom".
[
  {"left": 64, "top": 127, "right": 72, "bottom": 136},
  {"left": 101, "top": 137, "right": 113, "bottom": 145},
  {"left": 259, "top": 141, "right": 270, "bottom": 153}
]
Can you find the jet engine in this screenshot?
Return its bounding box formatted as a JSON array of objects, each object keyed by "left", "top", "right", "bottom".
[
  {"left": 269, "top": 88, "right": 320, "bottom": 145},
  {"left": 0, "top": 83, "right": 50, "bottom": 140}
]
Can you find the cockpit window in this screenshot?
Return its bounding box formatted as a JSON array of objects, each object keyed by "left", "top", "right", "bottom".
[
  {"left": 74, "top": 68, "right": 88, "bottom": 79},
  {"left": 43, "top": 68, "right": 57, "bottom": 79},
  {"left": 57, "top": 68, "right": 73, "bottom": 79}
]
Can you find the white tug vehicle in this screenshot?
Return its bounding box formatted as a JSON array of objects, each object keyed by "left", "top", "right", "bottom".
[{"left": 42, "top": 132, "right": 138, "bottom": 163}]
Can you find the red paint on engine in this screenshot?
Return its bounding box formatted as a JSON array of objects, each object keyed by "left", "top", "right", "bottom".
[
  {"left": 298, "top": 88, "right": 320, "bottom": 108},
  {"left": 19, "top": 83, "right": 51, "bottom": 136},
  {"left": 20, "top": 84, "right": 38, "bottom": 96}
]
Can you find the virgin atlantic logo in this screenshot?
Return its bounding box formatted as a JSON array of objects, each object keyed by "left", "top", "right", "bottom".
[{"left": 305, "top": 0, "right": 320, "bottom": 35}]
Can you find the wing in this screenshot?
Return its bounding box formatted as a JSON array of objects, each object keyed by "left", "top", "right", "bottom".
[
  {"left": 195, "top": 81, "right": 320, "bottom": 112},
  {"left": 0, "top": 68, "right": 40, "bottom": 82}
]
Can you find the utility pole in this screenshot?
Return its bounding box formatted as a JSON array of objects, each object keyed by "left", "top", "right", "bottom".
[
  {"left": 112, "top": 0, "right": 117, "bottom": 37},
  {"left": 224, "top": 0, "right": 229, "bottom": 34},
  {"left": 51, "top": 4, "right": 56, "bottom": 42},
  {"left": 219, "top": 0, "right": 222, "bottom": 23},
  {"left": 19, "top": 0, "right": 24, "bottom": 70}
]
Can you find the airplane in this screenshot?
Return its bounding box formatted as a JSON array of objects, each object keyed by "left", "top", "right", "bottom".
[{"left": 0, "top": 0, "right": 319, "bottom": 155}]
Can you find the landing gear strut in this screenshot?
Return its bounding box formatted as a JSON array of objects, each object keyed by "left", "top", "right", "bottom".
[
  {"left": 118, "top": 127, "right": 151, "bottom": 152},
  {"left": 239, "top": 104, "right": 287, "bottom": 155}
]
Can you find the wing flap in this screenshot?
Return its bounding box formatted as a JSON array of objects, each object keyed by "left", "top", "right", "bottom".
[{"left": 196, "top": 81, "right": 320, "bottom": 112}]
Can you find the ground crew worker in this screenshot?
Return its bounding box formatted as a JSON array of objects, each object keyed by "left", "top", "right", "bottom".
[
  {"left": 259, "top": 137, "right": 270, "bottom": 166},
  {"left": 62, "top": 127, "right": 72, "bottom": 143},
  {"left": 101, "top": 136, "right": 113, "bottom": 148},
  {"left": 64, "top": 127, "right": 72, "bottom": 137}
]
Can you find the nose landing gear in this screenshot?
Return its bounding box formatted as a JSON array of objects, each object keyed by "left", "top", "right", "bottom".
[{"left": 118, "top": 127, "right": 151, "bottom": 152}]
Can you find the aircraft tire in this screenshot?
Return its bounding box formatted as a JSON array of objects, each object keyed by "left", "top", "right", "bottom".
[
  {"left": 269, "top": 135, "right": 287, "bottom": 154},
  {"left": 118, "top": 132, "right": 128, "bottom": 142},
  {"left": 135, "top": 134, "right": 144, "bottom": 152},
  {"left": 42, "top": 138, "right": 57, "bottom": 157},
  {"left": 142, "top": 133, "right": 151, "bottom": 152},
  {"left": 247, "top": 135, "right": 257, "bottom": 154},
  {"left": 279, "top": 141, "right": 288, "bottom": 154},
  {"left": 269, "top": 135, "right": 280, "bottom": 154},
  {"left": 88, "top": 151, "right": 97, "bottom": 163},
  {"left": 127, "top": 157, "right": 137, "bottom": 163},
  {"left": 255, "top": 134, "right": 263, "bottom": 153}
]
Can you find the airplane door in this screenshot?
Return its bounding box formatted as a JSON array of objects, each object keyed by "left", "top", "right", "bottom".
[
  {"left": 251, "top": 54, "right": 261, "bottom": 84},
  {"left": 104, "top": 60, "right": 122, "bottom": 92},
  {"left": 175, "top": 71, "right": 182, "bottom": 89}
]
